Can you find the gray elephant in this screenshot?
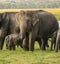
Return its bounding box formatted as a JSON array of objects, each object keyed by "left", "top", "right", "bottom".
[
  {"left": 5, "top": 34, "right": 22, "bottom": 50},
  {"left": 55, "top": 28, "right": 60, "bottom": 52},
  {"left": 0, "top": 12, "right": 20, "bottom": 50},
  {"left": 50, "top": 31, "right": 57, "bottom": 51},
  {"left": 17, "top": 10, "right": 58, "bottom": 51}
]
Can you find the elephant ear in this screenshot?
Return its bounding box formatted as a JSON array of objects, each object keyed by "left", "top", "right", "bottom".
[
  {"left": 0, "top": 13, "right": 6, "bottom": 28},
  {"left": 0, "top": 13, "right": 3, "bottom": 27},
  {"left": 2, "top": 13, "right": 6, "bottom": 19},
  {"left": 32, "top": 15, "right": 39, "bottom": 27}
]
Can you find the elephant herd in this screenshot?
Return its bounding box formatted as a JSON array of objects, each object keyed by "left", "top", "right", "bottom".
[{"left": 0, "top": 10, "right": 60, "bottom": 52}]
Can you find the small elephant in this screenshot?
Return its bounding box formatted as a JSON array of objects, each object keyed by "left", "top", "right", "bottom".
[{"left": 5, "top": 34, "right": 22, "bottom": 50}]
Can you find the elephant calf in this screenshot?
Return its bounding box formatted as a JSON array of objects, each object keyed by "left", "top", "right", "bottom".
[{"left": 5, "top": 34, "right": 22, "bottom": 50}]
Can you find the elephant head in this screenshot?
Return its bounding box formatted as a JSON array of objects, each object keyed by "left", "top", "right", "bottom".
[
  {"left": 16, "top": 10, "right": 40, "bottom": 40},
  {"left": 16, "top": 11, "right": 33, "bottom": 39}
]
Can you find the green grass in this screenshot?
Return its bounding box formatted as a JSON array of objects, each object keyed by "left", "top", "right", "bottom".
[
  {"left": 0, "top": 42, "right": 60, "bottom": 64},
  {"left": 54, "top": 14, "right": 60, "bottom": 20}
]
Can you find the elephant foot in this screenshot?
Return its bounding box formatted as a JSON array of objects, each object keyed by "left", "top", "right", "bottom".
[
  {"left": 41, "top": 46, "right": 46, "bottom": 50},
  {"left": 55, "top": 47, "right": 58, "bottom": 52},
  {"left": 23, "top": 48, "right": 29, "bottom": 51},
  {"left": 46, "top": 45, "right": 49, "bottom": 48},
  {"left": 23, "top": 46, "right": 29, "bottom": 51},
  {"left": 42, "top": 48, "right": 46, "bottom": 50},
  {"left": 50, "top": 49, "right": 52, "bottom": 51},
  {"left": 50, "top": 47, "right": 53, "bottom": 51},
  {"left": 55, "top": 50, "right": 58, "bottom": 52},
  {"left": 8, "top": 46, "right": 12, "bottom": 50},
  {"left": 29, "top": 48, "right": 34, "bottom": 51},
  {"left": 0, "top": 44, "right": 3, "bottom": 50},
  {"left": 0, "top": 46, "right": 3, "bottom": 50},
  {"left": 13, "top": 47, "right": 16, "bottom": 50},
  {"left": 55, "top": 48, "right": 58, "bottom": 52}
]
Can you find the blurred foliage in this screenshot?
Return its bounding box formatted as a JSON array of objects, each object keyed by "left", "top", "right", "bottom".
[{"left": 0, "top": 0, "right": 60, "bottom": 8}]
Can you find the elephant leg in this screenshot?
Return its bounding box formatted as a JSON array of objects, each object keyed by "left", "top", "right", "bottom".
[
  {"left": 50, "top": 41, "right": 53, "bottom": 51},
  {"left": 19, "top": 40, "right": 23, "bottom": 48},
  {"left": 50, "top": 37, "right": 54, "bottom": 51},
  {"left": 29, "top": 32, "right": 35, "bottom": 51},
  {"left": 45, "top": 38, "right": 49, "bottom": 48},
  {"left": 25, "top": 35, "right": 29, "bottom": 50},
  {"left": 37, "top": 38, "right": 42, "bottom": 49},
  {"left": 41, "top": 39, "right": 45, "bottom": 50},
  {"left": 29, "top": 38, "right": 34, "bottom": 51},
  {"left": 0, "top": 39, "right": 4, "bottom": 50},
  {"left": 55, "top": 42, "right": 59, "bottom": 52},
  {"left": 23, "top": 37, "right": 28, "bottom": 51},
  {"left": 22, "top": 33, "right": 29, "bottom": 51},
  {"left": 55, "top": 33, "right": 59, "bottom": 52},
  {"left": 0, "top": 19, "right": 9, "bottom": 50},
  {"left": 8, "top": 45, "right": 11, "bottom": 50},
  {"left": 0, "top": 30, "right": 7, "bottom": 50},
  {"left": 23, "top": 38, "right": 26, "bottom": 50},
  {"left": 41, "top": 38, "right": 47, "bottom": 50},
  {"left": 6, "top": 44, "right": 8, "bottom": 49},
  {"left": 51, "top": 32, "right": 56, "bottom": 51},
  {"left": 54, "top": 43, "right": 56, "bottom": 50},
  {"left": 13, "top": 45, "right": 15, "bottom": 50}
]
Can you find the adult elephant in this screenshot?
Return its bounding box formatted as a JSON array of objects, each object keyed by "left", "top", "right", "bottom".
[
  {"left": 16, "top": 10, "right": 59, "bottom": 51},
  {"left": 0, "top": 12, "right": 21, "bottom": 50}
]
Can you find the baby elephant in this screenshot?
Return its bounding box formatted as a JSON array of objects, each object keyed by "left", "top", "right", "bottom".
[{"left": 5, "top": 34, "right": 22, "bottom": 50}]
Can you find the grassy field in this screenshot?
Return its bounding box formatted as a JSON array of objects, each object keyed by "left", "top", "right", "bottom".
[
  {"left": 0, "top": 42, "right": 60, "bottom": 64},
  {"left": 0, "top": 8, "right": 60, "bottom": 64}
]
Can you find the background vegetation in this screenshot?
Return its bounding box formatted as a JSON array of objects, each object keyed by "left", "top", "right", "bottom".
[
  {"left": 0, "top": 0, "right": 60, "bottom": 8},
  {"left": 0, "top": 9, "right": 60, "bottom": 64}
]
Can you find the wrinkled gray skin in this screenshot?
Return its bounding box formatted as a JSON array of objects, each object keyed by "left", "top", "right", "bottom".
[
  {"left": 55, "top": 29, "right": 60, "bottom": 52},
  {"left": 0, "top": 12, "right": 45, "bottom": 50},
  {"left": 50, "top": 31, "right": 57, "bottom": 51},
  {"left": 5, "top": 34, "right": 22, "bottom": 50},
  {"left": 18, "top": 10, "right": 58, "bottom": 51},
  {"left": 0, "top": 12, "right": 20, "bottom": 50}
]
